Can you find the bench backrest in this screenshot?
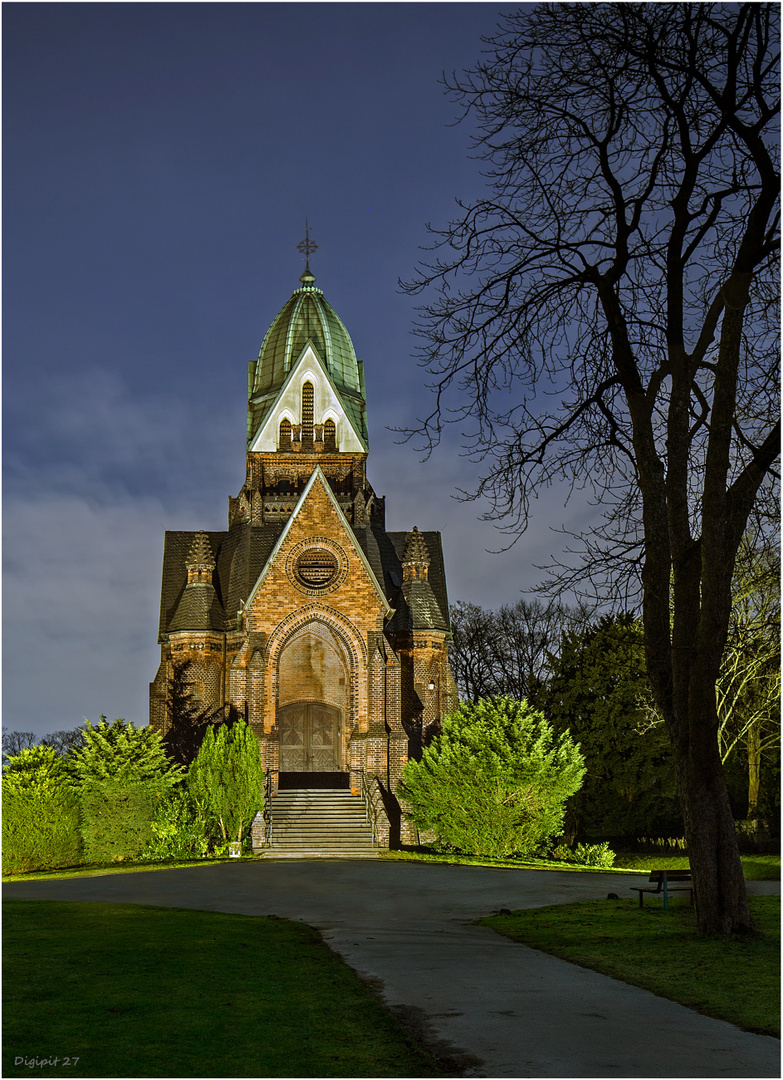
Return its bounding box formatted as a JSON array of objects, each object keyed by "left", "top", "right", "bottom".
[{"left": 649, "top": 869, "right": 692, "bottom": 882}]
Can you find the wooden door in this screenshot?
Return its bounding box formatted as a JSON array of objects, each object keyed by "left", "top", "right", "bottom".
[{"left": 278, "top": 703, "right": 341, "bottom": 773}]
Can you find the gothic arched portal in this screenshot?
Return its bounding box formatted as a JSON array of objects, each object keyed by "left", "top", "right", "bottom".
[{"left": 276, "top": 620, "right": 352, "bottom": 788}]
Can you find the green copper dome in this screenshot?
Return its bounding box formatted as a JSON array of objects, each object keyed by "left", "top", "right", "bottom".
[
  {"left": 251, "top": 272, "right": 362, "bottom": 397},
  {"left": 247, "top": 270, "right": 368, "bottom": 449}
]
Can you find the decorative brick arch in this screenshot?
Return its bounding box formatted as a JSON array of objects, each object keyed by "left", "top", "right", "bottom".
[
  {"left": 267, "top": 604, "right": 368, "bottom": 667},
  {"left": 265, "top": 604, "right": 368, "bottom": 736}
]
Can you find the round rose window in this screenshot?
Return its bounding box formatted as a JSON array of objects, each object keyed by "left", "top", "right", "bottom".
[{"left": 295, "top": 548, "right": 339, "bottom": 588}]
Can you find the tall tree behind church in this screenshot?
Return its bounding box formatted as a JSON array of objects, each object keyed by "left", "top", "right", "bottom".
[{"left": 405, "top": 3, "right": 779, "bottom": 935}]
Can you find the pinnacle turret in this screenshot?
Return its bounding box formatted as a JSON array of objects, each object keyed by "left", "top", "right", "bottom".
[
  {"left": 185, "top": 531, "right": 215, "bottom": 584},
  {"left": 402, "top": 527, "right": 430, "bottom": 580}
]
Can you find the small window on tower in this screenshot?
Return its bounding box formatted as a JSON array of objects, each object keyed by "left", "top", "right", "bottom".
[
  {"left": 279, "top": 418, "right": 292, "bottom": 449},
  {"left": 301, "top": 382, "right": 314, "bottom": 446},
  {"left": 324, "top": 418, "right": 336, "bottom": 450}
]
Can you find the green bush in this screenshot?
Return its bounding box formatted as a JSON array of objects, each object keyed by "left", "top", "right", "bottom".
[
  {"left": 538, "top": 614, "right": 682, "bottom": 838},
  {"left": 401, "top": 697, "right": 586, "bottom": 857},
  {"left": 2, "top": 745, "right": 82, "bottom": 874},
  {"left": 140, "top": 788, "right": 211, "bottom": 860},
  {"left": 550, "top": 840, "right": 616, "bottom": 868},
  {"left": 2, "top": 784, "right": 82, "bottom": 874},
  {"left": 80, "top": 781, "right": 162, "bottom": 863},
  {"left": 70, "top": 719, "right": 186, "bottom": 864},
  {"left": 3, "top": 744, "right": 70, "bottom": 789},
  {"left": 187, "top": 720, "right": 264, "bottom": 843},
  {"left": 70, "top": 717, "right": 184, "bottom": 789}
]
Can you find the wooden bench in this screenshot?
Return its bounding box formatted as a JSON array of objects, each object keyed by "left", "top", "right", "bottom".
[{"left": 630, "top": 869, "right": 694, "bottom": 909}]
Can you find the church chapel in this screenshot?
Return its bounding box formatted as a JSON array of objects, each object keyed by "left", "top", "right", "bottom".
[{"left": 149, "top": 256, "right": 458, "bottom": 849}]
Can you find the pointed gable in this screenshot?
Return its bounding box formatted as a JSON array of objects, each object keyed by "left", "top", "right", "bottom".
[
  {"left": 245, "top": 467, "right": 390, "bottom": 616},
  {"left": 248, "top": 343, "right": 367, "bottom": 454}
]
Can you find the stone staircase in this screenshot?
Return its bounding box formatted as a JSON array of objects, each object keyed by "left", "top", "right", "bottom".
[{"left": 265, "top": 788, "right": 379, "bottom": 858}]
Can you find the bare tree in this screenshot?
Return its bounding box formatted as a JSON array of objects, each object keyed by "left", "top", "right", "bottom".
[
  {"left": 39, "top": 727, "right": 88, "bottom": 758},
  {"left": 494, "top": 598, "right": 593, "bottom": 700},
  {"left": 405, "top": 4, "right": 779, "bottom": 933},
  {"left": 450, "top": 598, "right": 592, "bottom": 701},
  {"left": 2, "top": 730, "right": 38, "bottom": 765},
  {"left": 449, "top": 601, "right": 505, "bottom": 701}
]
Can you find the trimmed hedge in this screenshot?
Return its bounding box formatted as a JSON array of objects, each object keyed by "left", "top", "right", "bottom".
[
  {"left": 2, "top": 785, "right": 82, "bottom": 874},
  {"left": 80, "top": 781, "right": 162, "bottom": 863}
]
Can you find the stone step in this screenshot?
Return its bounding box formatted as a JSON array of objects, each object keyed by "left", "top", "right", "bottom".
[
  {"left": 264, "top": 786, "right": 377, "bottom": 858},
  {"left": 271, "top": 826, "right": 372, "bottom": 834},
  {"left": 272, "top": 818, "right": 370, "bottom": 826},
  {"left": 266, "top": 850, "right": 379, "bottom": 859},
  {"left": 270, "top": 838, "right": 375, "bottom": 847}
]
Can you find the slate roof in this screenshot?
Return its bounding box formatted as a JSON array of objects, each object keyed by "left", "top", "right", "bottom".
[
  {"left": 169, "top": 582, "right": 224, "bottom": 632},
  {"left": 361, "top": 529, "right": 451, "bottom": 635},
  {"left": 398, "top": 578, "right": 450, "bottom": 632},
  {"left": 158, "top": 524, "right": 284, "bottom": 639},
  {"left": 158, "top": 522, "right": 451, "bottom": 639},
  {"left": 385, "top": 531, "right": 450, "bottom": 633},
  {"left": 388, "top": 530, "right": 451, "bottom": 632}
]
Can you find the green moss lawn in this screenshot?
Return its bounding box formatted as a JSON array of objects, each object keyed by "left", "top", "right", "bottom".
[{"left": 3, "top": 901, "right": 445, "bottom": 1078}]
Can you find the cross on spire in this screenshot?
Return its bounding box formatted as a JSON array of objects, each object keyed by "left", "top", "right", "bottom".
[{"left": 296, "top": 220, "right": 319, "bottom": 275}]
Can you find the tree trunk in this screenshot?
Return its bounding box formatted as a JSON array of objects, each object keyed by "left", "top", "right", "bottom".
[
  {"left": 673, "top": 672, "right": 753, "bottom": 936},
  {"left": 746, "top": 720, "right": 762, "bottom": 820},
  {"left": 675, "top": 746, "right": 752, "bottom": 935}
]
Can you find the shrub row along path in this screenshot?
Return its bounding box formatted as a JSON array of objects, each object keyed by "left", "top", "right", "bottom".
[{"left": 5, "top": 861, "right": 779, "bottom": 1078}]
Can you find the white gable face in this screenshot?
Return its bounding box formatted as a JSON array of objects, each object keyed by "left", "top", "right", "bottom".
[{"left": 249, "top": 345, "right": 365, "bottom": 453}]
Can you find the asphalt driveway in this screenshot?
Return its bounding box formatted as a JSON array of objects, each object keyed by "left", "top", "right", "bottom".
[{"left": 5, "top": 860, "right": 780, "bottom": 1078}]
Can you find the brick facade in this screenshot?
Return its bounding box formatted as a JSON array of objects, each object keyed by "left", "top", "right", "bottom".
[{"left": 150, "top": 269, "right": 457, "bottom": 846}]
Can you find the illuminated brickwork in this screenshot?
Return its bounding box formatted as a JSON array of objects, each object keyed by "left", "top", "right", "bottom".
[{"left": 150, "top": 269, "right": 456, "bottom": 845}]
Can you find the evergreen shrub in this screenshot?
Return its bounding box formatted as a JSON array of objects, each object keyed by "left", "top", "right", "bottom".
[
  {"left": 80, "top": 781, "right": 161, "bottom": 862},
  {"left": 140, "top": 788, "right": 211, "bottom": 860},
  {"left": 2, "top": 784, "right": 82, "bottom": 874},
  {"left": 401, "top": 697, "right": 586, "bottom": 857},
  {"left": 70, "top": 717, "right": 184, "bottom": 789},
  {"left": 2, "top": 745, "right": 82, "bottom": 874},
  {"left": 550, "top": 840, "right": 616, "bottom": 868},
  {"left": 187, "top": 719, "right": 264, "bottom": 843},
  {"left": 539, "top": 615, "right": 682, "bottom": 838}
]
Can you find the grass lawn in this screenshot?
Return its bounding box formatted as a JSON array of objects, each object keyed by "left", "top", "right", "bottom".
[
  {"left": 616, "top": 852, "right": 780, "bottom": 880},
  {"left": 3, "top": 901, "right": 445, "bottom": 1079},
  {"left": 1, "top": 856, "right": 241, "bottom": 884},
  {"left": 482, "top": 895, "right": 780, "bottom": 1037},
  {"left": 381, "top": 848, "right": 780, "bottom": 881}
]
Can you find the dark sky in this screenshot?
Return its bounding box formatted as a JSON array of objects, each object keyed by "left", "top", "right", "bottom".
[{"left": 4, "top": 2, "right": 593, "bottom": 738}]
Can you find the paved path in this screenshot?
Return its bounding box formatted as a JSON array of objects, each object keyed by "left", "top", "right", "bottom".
[{"left": 5, "top": 861, "right": 780, "bottom": 1077}]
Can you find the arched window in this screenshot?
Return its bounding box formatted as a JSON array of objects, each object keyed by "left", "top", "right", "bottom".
[
  {"left": 324, "top": 418, "right": 336, "bottom": 450},
  {"left": 279, "top": 417, "right": 292, "bottom": 449},
  {"left": 301, "top": 382, "right": 314, "bottom": 446}
]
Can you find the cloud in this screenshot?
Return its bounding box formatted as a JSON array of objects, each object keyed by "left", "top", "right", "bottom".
[
  {"left": 3, "top": 371, "right": 235, "bottom": 738},
  {"left": 5, "top": 367, "right": 241, "bottom": 509},
  {"left": 4, "top": 492, "right": 172, "bottom": 735},
  {"left": 370, "top": 432, "right": 600, "bottom": 607},
  {"left": 3, "top": 365, "right": 597, "bottom": 741}
]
